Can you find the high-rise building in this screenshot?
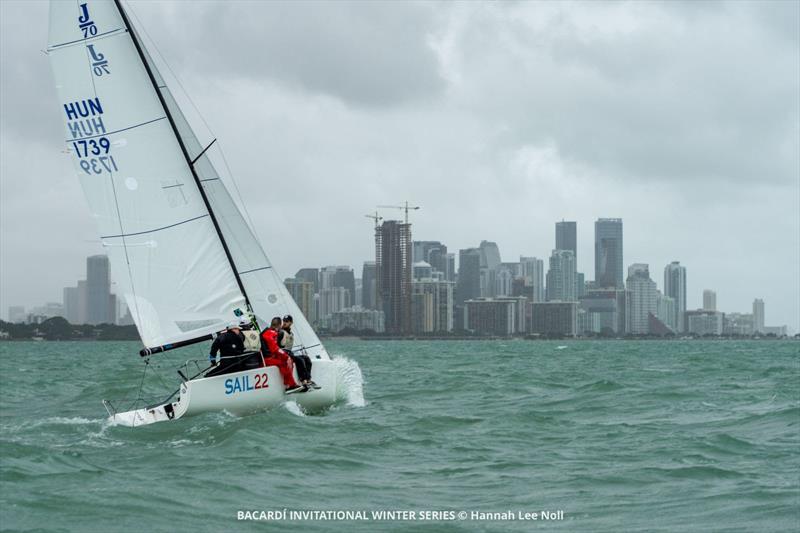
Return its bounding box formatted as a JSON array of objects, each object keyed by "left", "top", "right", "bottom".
[
  {"left": 86, "top": 255, "right": 111, "bottom": 325},
  {"left": 495, "top": 263, "right": 518, "bottom": 297},
  {"left": 753, "top": 299, "right": 765, "bottom": 334},
  {"left": 284, "top": 278, "right": 315, "bottom": 322},
  {"left": 361, "top": 262, "right": 378, "bottom": 310},
  {"left": 555, "top": 221, "right": 577, "bottom": 262},
  {"left": 594, "top": 218, "right": 623, "bottom": 289},
  {"left": 703, "top": 290, "right": 717, "bottom": 311},
  {"left": 519, "top": 256, "right": 545, "bottom": 303},
  {"left": 411, "top": 279, "right": 454, "bottom": 333},
  {"left": 478, "top": 241, "right": 502, "bottom": 297},
  {"left": 329, "top": 306, "right": 385, "bottom": 333},
  {"left": 63, "top": 287, "right": 80, "bottom": 324},
  {"left": 579, "top": 288, "right": 628, "bottom": 334},
  {"left": 376, "top": 220, "right": 412, "bottom": 334},
  {"left": 724, "top": 313, "right": 754, "bottom": 336},
  {"left": 320, "top": 266, "right": 356, "bottom": 306},
  {"left": 664, "top": 261, "right": 687, "bottom": 332},
  {"left": 626, "top": 263, "right": 657, "bottom": 334},
  {"left": 546, "top": 250, "right": 577, "bottom": 302},
  {"left": 295, "top": 268, "right": 320, "bottom": 294},
  {"left": 456, "top": 248, "right": 481, "bottom": 305},
  {"left": 412, "top": 241, "right": 451, "bottom": 279},
  {"left": 318, "top": 286, "right": 351, "bottom": 325},
  {"left": 656, "top": 291, "right": 676, "bottom": 332}
]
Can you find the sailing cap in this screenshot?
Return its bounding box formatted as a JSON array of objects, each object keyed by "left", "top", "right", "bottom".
[{"left": 283, "top": 314, "right": 293, "bottom": 322}]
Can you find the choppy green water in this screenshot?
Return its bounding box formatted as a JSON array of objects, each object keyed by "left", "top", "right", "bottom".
[{"left": 1, "top": 340, "right": 798, "bottom": 532}]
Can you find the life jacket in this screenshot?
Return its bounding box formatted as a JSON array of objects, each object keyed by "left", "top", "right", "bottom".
[
  {"left": 278, "top": 328, "right": 294, "bottom": 350},
  {"left": 242, "top": 330, "right": 261, "bottom": 351}
]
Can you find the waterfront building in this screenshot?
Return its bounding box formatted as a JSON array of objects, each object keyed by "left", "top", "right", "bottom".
[
  {"left": 478, "top": 240, "right": 502, "bottom": 297},
  {"left": 377, "top": 220, "right": 412, "bottom": 334},
  {"left": 361, "top": 261, "right": 378, "bottom": 310},
  {"left": 318, "top": 286, "right": 350, "bottom": 324},
  {"left": 686, "top": 310, "right": 724, "bottom": 336},
  {"left": 753, "top": 299, "right": 765, "bottom": 334},
  {"left": 329, "top": 306, "right": 385, "bottom": 333},
  {"left": 412, "top": 241, "right": 451, "bottom": 280},
  {"left": 555, "top": 220, "right": 577, "bottom": 262},
  {"left": 626, "top": 263, "right": 657, "bottom": 334},
  {"left": 724, "top": 313, "right": 754, "bottom": 336},
  {"left": 664, "top": 261, "right": 687, "bottom": 332},
  {"left": 413, "top": 261, "right": 433, "bottom": 281},
  {"left": 579, "top": 289, "right": 628, "bottom": 334},
  {"left": 546, "top": 250, "right": 577, "bottom": 302},
  {"left": 463, "top": 298, "right": 519, "bottom": 336},
  {"left": 594, "top": 218, "right": 623, "bottom": 289},
  {"left": 531, "top": 302, "right": 578, "bottom": 337},
  {"left": 703, "top": 290, "right": 717, "bottom": 311}
]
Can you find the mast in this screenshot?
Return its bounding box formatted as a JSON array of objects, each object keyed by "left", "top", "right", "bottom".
[{"left": 112, "top": 0, "right": 255, "bottom": 319}]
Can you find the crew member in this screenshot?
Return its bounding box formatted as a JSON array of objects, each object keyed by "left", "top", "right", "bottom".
[
  {"left": 261, "top": 316, "right": 303, "bottom": 393},
  {"left": 206, "top": 322, "right": 246, "bottom": 377},
  {"left": 279, "top": 315, "right": 319, "bottom": 390}
]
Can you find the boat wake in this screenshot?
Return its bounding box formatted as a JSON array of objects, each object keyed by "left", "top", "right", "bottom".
[{"left": 332, "top": 356, "right": 366, "bottom": 407}]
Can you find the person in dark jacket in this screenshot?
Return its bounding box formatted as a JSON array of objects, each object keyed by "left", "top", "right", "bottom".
[
  {"left": 279, "top": 315, "right": 320, "bottom": 390},
  {"left": 206, "top": 322, "right": 246, "bottom": 377}
]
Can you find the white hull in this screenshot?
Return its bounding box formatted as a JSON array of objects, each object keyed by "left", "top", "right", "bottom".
[{"left": 109, "top": 359, "right": 338, "bottom": 427}]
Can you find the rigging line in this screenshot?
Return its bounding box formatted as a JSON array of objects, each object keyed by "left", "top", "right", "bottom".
[
  {"left": 64, "top": 116, "right": 166, "bottom": 142},
  {"left": 115, "top": 0, "right": 255, "bottom": 318},
  {"left": 79, "top": 22, "right": 146, "bottom": 336},
  {"left": 190, "top": 139, "right": 217, "bottom": 166},
  {"left": 238, "top": 266, "right": 272, "bottom": 275},
  {"left": 123, "top": 1, "right": 260, "bottom": 235},
  {"left": 100, "top": 214, "right": 208, "bottom": 239}
]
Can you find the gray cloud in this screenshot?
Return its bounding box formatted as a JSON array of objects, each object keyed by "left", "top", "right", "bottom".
[{"left": 1, "top": 0, "right": 798, "bottom": 329}]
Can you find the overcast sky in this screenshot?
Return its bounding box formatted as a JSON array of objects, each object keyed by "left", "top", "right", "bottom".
[{"left": 1, "top": 0, "right": 798, "bottom": 330}]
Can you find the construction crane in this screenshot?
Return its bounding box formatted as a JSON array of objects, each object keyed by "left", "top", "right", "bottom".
[
  {"left": 364, "top": 211, "right": 383, "bottom": 230},
  {"left": 376, "top": 201, "right": 420, "bottom": 224}
]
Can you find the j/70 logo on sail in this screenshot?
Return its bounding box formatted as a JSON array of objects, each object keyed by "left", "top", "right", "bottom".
[
  {"left": 87, "top": 44, "right": 110, "bottom": 76},
  {"left": 225, "top": 373, "right": 269, "bottom": 395},
  {"left": 78, "top": 3, "right": 97, "bottom": 38}
]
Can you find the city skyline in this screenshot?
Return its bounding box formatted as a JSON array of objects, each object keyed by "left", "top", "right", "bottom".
[
  {"left": 1, "top": 1, "right": 798, "bottom": 330},
  {"left": 7, "top": 214, "right": 791, "bottom": 336}
]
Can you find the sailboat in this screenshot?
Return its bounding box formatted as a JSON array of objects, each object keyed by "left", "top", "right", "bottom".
[{"left": 47, "top": 0, "right": 339, "bottom": 426}]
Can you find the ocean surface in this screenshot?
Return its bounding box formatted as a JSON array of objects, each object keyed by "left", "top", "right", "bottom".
[{"left": 0, "top": 340, "right": 798, "bottom": 532}]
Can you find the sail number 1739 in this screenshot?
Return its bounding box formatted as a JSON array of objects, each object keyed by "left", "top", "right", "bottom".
[{"left": 72, "top": 137, "right": 119, "bottom": 175}]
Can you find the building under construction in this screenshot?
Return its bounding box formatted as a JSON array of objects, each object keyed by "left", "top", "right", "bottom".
[{"left": 376, "top": 220, "right": 412, "bottom": 334}]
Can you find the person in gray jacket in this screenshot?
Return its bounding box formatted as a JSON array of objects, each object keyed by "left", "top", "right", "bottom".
[{"left": 279, "top": 315, "right": 320, "bottom": 390}]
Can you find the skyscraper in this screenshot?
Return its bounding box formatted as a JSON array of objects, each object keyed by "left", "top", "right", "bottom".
[
  {"left": 456, "top": 248, "right": 481, "bottom": 305},
  {"left": 478, "top": 241, "right": 502, "bottom": 297},
  {"left": 284, "top": 278, "right": 315, "bottom": 322},
  {"left": 412, "top": 241, "right": 450, "bottom": 279},
  {"left": 63, "top": 286, "right": 80, "bottom": 324},
  {"left": 626, "top": 263, "right": 657, "bottom": 334},
  {"left": 320, "top": 266, "right": 356, "bottom": 306},
  {"left": 519, "top": 256, "right": 545, "bottom": 302},
  {"left": 664, "top": 261, "right": 687, "bottom": 332},
  {"left": 376, "top": 220, "right": 412, "bottom": 334},
  {"left": 295, "top": 268, "right": 320, "bottom": 294},
  {"left": 361, "top": 261, "right": 378, "bottom": 310},
  {"left": 546, "top": 250, "right": 577, "bottom": 302},
  {"left": 753, "top": 298, "right": 765, "bottom": 334},
  {"left": 555, "top": 221, "right": 577, "bottom": 262},
  {"left": 703, "top": 290, "right": 717, "bottom": 311},
  {"left": 594, "top": 218, "right": 623, "bottom": 289},
  {"left": 86, "top": 255, "right": 111, "bottom": 325}
]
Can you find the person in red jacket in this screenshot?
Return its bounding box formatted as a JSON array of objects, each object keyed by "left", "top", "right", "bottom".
[{"left": 260, "top": 316, "right": 303, "bottom": 393}]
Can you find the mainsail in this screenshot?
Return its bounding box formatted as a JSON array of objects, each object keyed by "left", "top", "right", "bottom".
[{"left": 48, "top": 0, "right": 328, "bottom": 359}]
